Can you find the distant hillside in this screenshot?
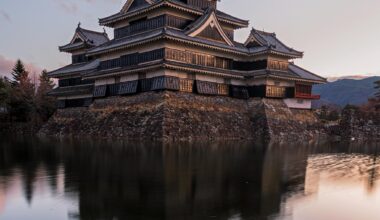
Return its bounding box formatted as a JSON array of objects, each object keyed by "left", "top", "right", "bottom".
[
  {"left": 312, "top": 76, "right": 380, "bottom": 108},
  {"left": 327, "top": 75, "right": 374, "bottom": 82}
]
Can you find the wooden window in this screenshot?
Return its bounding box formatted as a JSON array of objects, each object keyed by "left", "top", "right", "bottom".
[
  {"left": 180, "top": 79, "right": 194, "bottom": 93},
  {"left": 266, "top": 85, "right": 286, "bottom": 98},
  {"left": 295, "top": 84, "right": 312, "bottom": 95},
  {"left": 165, "top": 48, "right": 234, "bottom": 70},
  {"left": 217, "top": 84, "right": 229, "bottom": 96}
]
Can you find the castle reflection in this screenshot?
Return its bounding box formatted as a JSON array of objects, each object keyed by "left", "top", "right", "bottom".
[{"left": 0, "top": 138, "right": 378, "bottom": 220}]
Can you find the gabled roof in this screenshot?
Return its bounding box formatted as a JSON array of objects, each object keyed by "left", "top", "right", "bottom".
[
  {"left": 59, "top": 24, "right": 109, "bottom": 53},
  {"left": 245, "top": 28, "right": 303, "bottom": 58},
  {"left": 99, "top": 0, "right": 248, "bottom": 28},
  {"left": 121, "top": 0, "right": 155, "bottom": 13},
  {"left": 48, "top": 59, "right": 100, "bottom": 78},
  {"left": 185, "top": 8, "right": 234, "bottom": 46}
]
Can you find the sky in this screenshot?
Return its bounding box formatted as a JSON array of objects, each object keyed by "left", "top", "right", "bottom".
[{"left": 0, "top": 0, "right": 380, "bottom": 78}]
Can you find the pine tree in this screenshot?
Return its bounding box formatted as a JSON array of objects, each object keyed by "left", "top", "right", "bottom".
[
  {"left": 0, "top": 77, "right": 11, "bottom": 108},
  {"left": 10, "top": 59, "right": 27, "bottom": 87},
  {"left": 8, "top": 65, "right": 36, "bottom": 122},
  {"left": 36, "top": 70, "right": 56, "bottom": 121}
]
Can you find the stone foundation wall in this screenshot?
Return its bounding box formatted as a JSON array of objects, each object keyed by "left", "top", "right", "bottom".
[
  {"left": 339, "top": 107, "right": 380, "bottom": 141},
  {"left": 248, "top": 99, "right": 326, "bottom": 142},
  {"left": 39, "top": 91, "right": 324, "bottom": 142}
]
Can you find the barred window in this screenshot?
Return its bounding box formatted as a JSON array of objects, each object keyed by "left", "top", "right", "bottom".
[
  {"left": 180, "top": 79, "right": 194, "bottom": 93},
  {"left": 266, "top": 85, "right": 286, "bottom": 98},
  {"left": 217, "top": 84, "right": 229, "bottom": 96}
]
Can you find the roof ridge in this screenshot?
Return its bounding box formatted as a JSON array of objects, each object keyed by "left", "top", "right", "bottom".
[{"left": 78, "top": 27, "right": 108, "bottom": 36}]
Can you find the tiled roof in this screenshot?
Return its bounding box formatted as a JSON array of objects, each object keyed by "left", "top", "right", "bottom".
[
  {"left": 215, "top": 10, "right": 249, "bottom": 27},
  {"left": 59, "top": 26, "right": 109, "bottom": 52},
  {"left": 246, "top": 65, "right": 326, "bottom": 83},
  {"left": 99, "top": 0, "right": 248, "bottom": 27},
  {"left": 245, "top": 28, "right": 303, "bottom": 58},
  {"left": 48, "top": 60, "right": 100, "bottom": 78},
  {"left": 87, "top": 29, "right": 165, "bottom": 55},
  {"left": 288, "top": 63, "right": 326, "bottom": 83},
  {"left": 78, "top": 27, "right": 109, "bottom": 46},
  {"left": 48, "top": 84, "right": 94, "bottom": 96},
  {"left": 87, "top": 27, "right": 302, "bottom": 58}
]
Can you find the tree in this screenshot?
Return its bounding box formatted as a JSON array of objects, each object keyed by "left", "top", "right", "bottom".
[
  {"left": 8, "top": 64, "right": 36, "bottom": 122},
  {"left": 10, "top": 59, "right": 27, "bottom": 87},
  {"left": 35, "top": 70, "right": 56, "bottom": 121},
  {"left": 0, "top": 77, "right": 11, "bottom": 115}
]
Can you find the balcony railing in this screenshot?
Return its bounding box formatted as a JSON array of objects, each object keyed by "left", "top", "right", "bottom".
[{"left": 295, "top": 92, "right": 320, "bottom": 99}]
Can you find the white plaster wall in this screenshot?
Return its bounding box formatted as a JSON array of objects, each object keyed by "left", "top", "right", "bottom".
[
  {"left": 230, "top": 79, "right": 246, "bottom": 86},
  {"left": 284, "top": 98, "right": 312, "bottom": 109},
  {"left": 146, "top": 70, "right": 165, "bottom": 78},
  {"left": 247, "top": 78, "right": 267, "bottom": 86},
  {"left": 196, "top": 74, "right": 224, "bottom": 83},
  {"left": 266, "top": 79, "right": 294, "bottom": 87},
  {"left": 164, "top": 69, "right": 189, "bottom": 79},
  {"left": 95, "top": 78, "right": 116, "bottom": 86},
  {"left": 248, "top": 78, "right": 295, "bottom": 87},
  {"left": 120, "top": 74, "right": 138, "bottom": 82}
]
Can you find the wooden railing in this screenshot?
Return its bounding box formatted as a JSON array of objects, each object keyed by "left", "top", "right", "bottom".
[
  {"left": 99, "top": 48, "right": 274, "bottom": 72},
  {"left": 295, "top": 92, "right": 320, "bottom": 99},
  {"left": 295, "top": 84, "right": 320, "bottom": 99},
  {"left": 114, "top": 15, "right": 191, "bottom": 39},
  {"left": 165, "top": 48, "right": 233, "bottom": 70}
]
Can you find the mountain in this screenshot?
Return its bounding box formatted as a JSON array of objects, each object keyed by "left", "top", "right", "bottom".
[
  {"left": 312, "top": 76, "right": 380, "bottom": 108},
  {"left": 327, "top": 75, "right": 374, "bottom": 82}
]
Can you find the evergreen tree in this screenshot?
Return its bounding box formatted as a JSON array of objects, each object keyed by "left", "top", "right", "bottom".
[
  {"left": 0, "top": 77, "right": 11, "bottom": 108},
  {"left": 8, "top": 65, "right": 36, "bottom": 122},
  {"left": 10, "top": 59, "right": 27, "bottom": 87},
  {"left": 36, "top": 70, "right": 56, "bottom": 121}
]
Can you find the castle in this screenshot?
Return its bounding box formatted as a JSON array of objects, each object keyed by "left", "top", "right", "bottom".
[{"left": 48, "top": 0, "right": 325, "bottom": 110}]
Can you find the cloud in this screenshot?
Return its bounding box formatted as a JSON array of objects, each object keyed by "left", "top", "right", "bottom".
[
  {"left": 0, "top": 55, "right": 43, "bottom": 80},
  {"left": 0, "top": 10, "right": 11, "bottom": 23}
]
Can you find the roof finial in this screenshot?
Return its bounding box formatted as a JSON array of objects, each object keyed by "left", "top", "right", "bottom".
[
  {"left": 103, "top": 27, "right": 106, "bottom": 34},
  {"left": 77, "top": 22, "right": 81, "bottom": 28}
]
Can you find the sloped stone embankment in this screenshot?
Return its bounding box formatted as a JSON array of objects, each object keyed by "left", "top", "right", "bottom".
[{"left": 39, "top": 91, "right": 324, "bottom": 141}]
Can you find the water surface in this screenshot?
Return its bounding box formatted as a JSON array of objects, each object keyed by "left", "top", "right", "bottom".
[{"left": 0, "top": 137, "right": 379, "bottom": 220}]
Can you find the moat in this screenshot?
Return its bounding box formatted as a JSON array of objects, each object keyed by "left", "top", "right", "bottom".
[{"left": 0, "top": 136, "right": 379, "bottom": 220}]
